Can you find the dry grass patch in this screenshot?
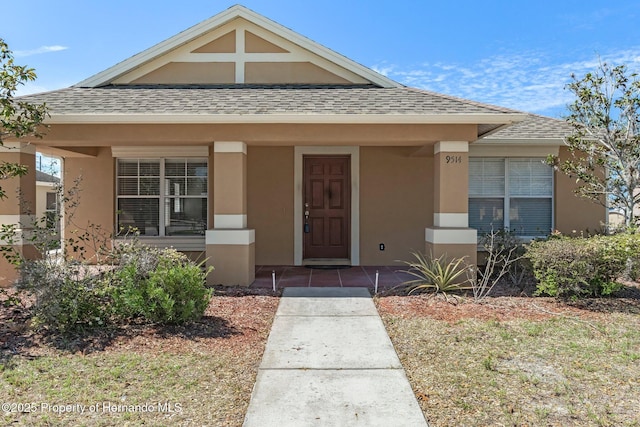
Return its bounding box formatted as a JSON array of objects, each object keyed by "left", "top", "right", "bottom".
[
  {"left": 1, "top": 288, "right": 279, "bottom": 427},
  {"left": 377, "top": 295, "right": 640, "bottom": 427}
]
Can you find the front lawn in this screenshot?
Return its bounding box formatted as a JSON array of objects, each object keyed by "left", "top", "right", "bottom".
[
  {"left": 377, "top": 293, "right": 640, "bottom": 426},
  {"left": 1, "top": 289, "right": 278, "bottom": 427},
  {"left": 5, "top": 282, "right": 640, "bottom": 426}
]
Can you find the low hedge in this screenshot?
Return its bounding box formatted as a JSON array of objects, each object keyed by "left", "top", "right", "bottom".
[
  {"left": 15, "top": 242, "right": 212, "bottom": 334},
  {"left": 526, "top": 231, "right": 640, "bottom": 298}
]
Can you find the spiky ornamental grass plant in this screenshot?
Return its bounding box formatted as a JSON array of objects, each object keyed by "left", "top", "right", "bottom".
[{"left": 402, "top": 252, "right": 473, "bottom": 301}]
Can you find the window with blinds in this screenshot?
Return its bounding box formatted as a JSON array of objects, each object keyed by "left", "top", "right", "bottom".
[
  {"left": 116, "top": 158, "right": 207, "bottom": 236},
  {"left": 469, "top": 158, "right": 552, "bottom": 237}
]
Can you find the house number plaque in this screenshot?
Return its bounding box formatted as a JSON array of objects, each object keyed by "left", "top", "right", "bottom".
[{"left": 445, "top": 155, "right": 463, "bottom": 164}]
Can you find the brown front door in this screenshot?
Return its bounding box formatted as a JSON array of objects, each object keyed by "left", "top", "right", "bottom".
[{"left": 303, "top": 155, "right": 350, "bottom": 259}]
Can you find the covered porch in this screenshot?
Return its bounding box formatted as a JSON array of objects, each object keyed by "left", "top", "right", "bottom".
[
  {"left": 0, "top": 135, "right": 489, "bottom": 288},
  {"left": 251, "top": 265, "right": 413, "bottom": 290}
]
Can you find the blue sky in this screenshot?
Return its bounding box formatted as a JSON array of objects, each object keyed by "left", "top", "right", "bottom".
[{"left": 4, "top": 0, "right": 640, "bottom": 119}]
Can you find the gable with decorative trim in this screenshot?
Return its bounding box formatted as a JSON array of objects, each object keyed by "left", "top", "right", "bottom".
[{"left": 77, "top": 5, "right": 398, "bottom": 88}]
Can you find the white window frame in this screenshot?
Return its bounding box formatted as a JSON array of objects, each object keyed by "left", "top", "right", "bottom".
[
  {"left": 469, "top": 157, "right": 554, "bottom": 239},
  {"left": 115, "top": 157, "right": 208, "bottom": 247}
]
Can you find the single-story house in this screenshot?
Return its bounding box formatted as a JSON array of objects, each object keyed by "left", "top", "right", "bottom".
[{"left": 1, "top": 5, "right": 604, "bottom": 286}]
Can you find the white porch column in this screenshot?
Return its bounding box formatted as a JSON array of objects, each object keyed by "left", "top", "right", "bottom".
[
  {"left": 0, "top": 143, "right": 39, "bottom": 286},
  {"left": 425, "top": 141, "right": 477, "bottom": 266},
  {"left": 206, "top": 142, "right": 255, "bottom": 286}
]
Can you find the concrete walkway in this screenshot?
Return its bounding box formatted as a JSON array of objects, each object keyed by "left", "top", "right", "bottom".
[{"left": 243, "top": 287, "right": 428, "bottom": 427}]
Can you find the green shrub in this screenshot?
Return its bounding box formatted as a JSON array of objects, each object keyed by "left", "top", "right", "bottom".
[
  {"left": 110, "top": 245, "right": 212, "bottom": 325},
  {"left": 142, "top": 260, "right": 211, "bottom": 324},
  {"left": 15, "top": 244, "right": 213, "bottom": 333},
  {"left": 602, "top": 230, "right": 640, "bottom": 280},
  {"left": 0, "top": 179, "right": 213, "bottom": 334},
  {"left": 16, "top": 260, "right": 113, "bottom": 334},
  {"left": 526, "top": 231, "right": 640, "bottom": 298}
]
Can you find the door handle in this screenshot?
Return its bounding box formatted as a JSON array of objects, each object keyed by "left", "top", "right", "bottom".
[{"left": 304, "top": 202, "right": 310, "bottom": 233}]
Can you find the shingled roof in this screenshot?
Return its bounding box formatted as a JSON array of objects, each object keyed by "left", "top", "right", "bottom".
[
  {"left": 17, "top": 5, "right": 564, "bottom": 142},
  {"left": 482, "top": 113, "right": 572, "bottom": 141},
  {"left": 20, "top": 84, "right": 527, "bottom": 138},
  {"left": 22, "top": 84, "right": 518, "bottom": 116},
  {"left": 36, "top": 170, "right": 60, "bottom": 184}
]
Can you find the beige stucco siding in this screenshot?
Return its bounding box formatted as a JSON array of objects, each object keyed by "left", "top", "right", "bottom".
[
  {"left": 554, "top": 146, "right": 606, "bottom": 233},
  {"left": 0, "top": 151, "right": 36, "bottom": 215},
  {"left": 40, "top": 124, "right": 478, "bottom": 146},
  {"left": 245, "top": 31, "right": 288, "bottom": 53},
  {"left": 63, "top": 147, "right": 114, "bottom": 253},
  {"left": 247, "top": 146, "right": 435, "bottom": 266},
  {"left": 213, "top": 151, "right": 247, "bottom": 215},
  {"left": 434, "top": 150, "right": 469, "bottom": 214},
  {"left": 247, "top": 146, "right": 295, "bottom": 265},
  {"left": 359, "top": 147, "right": 433, "bottom": 265},
  {"left": 193, "top": 30, "right": 236, "bottom": 53},
  {"left": 131, "top": 62, "right": 236, "bottom": 84},
  {"left": 245, "top": 62, "right": 351, "bottom": 84}
]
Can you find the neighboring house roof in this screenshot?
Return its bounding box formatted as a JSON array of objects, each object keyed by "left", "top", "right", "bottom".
[{"left": 36, "top": 170, "right": 60, "bottom": 184}]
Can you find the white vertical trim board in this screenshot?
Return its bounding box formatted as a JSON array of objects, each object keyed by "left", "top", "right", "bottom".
[
  {"left": 294, "top": 146, "right": 360, "bottom": 265},
  {"left": 235, "top": 28, "right": 245, "bottom": 84}
]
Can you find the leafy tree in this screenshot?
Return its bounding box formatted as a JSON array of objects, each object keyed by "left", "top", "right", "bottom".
[
  {"left": 0, "top": 38, "right": 48, "bottom": 199},
  {"left": 549, "top": 61, "right": 640, "bottom": 226}
]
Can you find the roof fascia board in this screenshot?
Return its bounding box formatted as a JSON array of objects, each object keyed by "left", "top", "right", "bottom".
[
  {"left": 45, "top": 113, "right": 527, "bottom": 125},
  {"left": 75, "top": 5, "right": 400, "bottom": 88},
  {"left": 475, "top": 138, "right": 565, "bottom": 145},
  {"left": 469, "top": 143, "right": 560, "bottom": 157}
]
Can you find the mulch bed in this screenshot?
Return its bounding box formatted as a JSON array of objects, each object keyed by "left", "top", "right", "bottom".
[
  {"left": 3, "top": 279, "right": 639, "bottom": 358},
  {"left": 376, "top": 277, "right": 640, "bottom": 322},
  {"left": 1, "top": 286, "right": 280, "bottom": 359}
]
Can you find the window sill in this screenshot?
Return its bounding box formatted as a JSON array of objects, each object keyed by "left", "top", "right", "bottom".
[{"left": 115, "top": 236, "right": 205, "bottom": 252}]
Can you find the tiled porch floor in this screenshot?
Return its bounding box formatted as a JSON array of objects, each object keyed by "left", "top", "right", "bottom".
[{"left": 251, "top": 265, "right": 413, "bottom": 290}]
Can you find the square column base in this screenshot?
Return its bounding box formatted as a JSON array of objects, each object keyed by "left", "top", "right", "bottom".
[
  {"left": 206, "top": 229, "right": 255, "bottom": 287},
  {"left": 425, "top": 227, "right": 478, "bottom": 267}
]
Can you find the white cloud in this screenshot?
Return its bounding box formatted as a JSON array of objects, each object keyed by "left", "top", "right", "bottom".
[
  {"left": 14, "top": 45, "right": 68, "bottom": 57},
  {"left": 375, "top": 48, "right": 640, "bottom": 117}
]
